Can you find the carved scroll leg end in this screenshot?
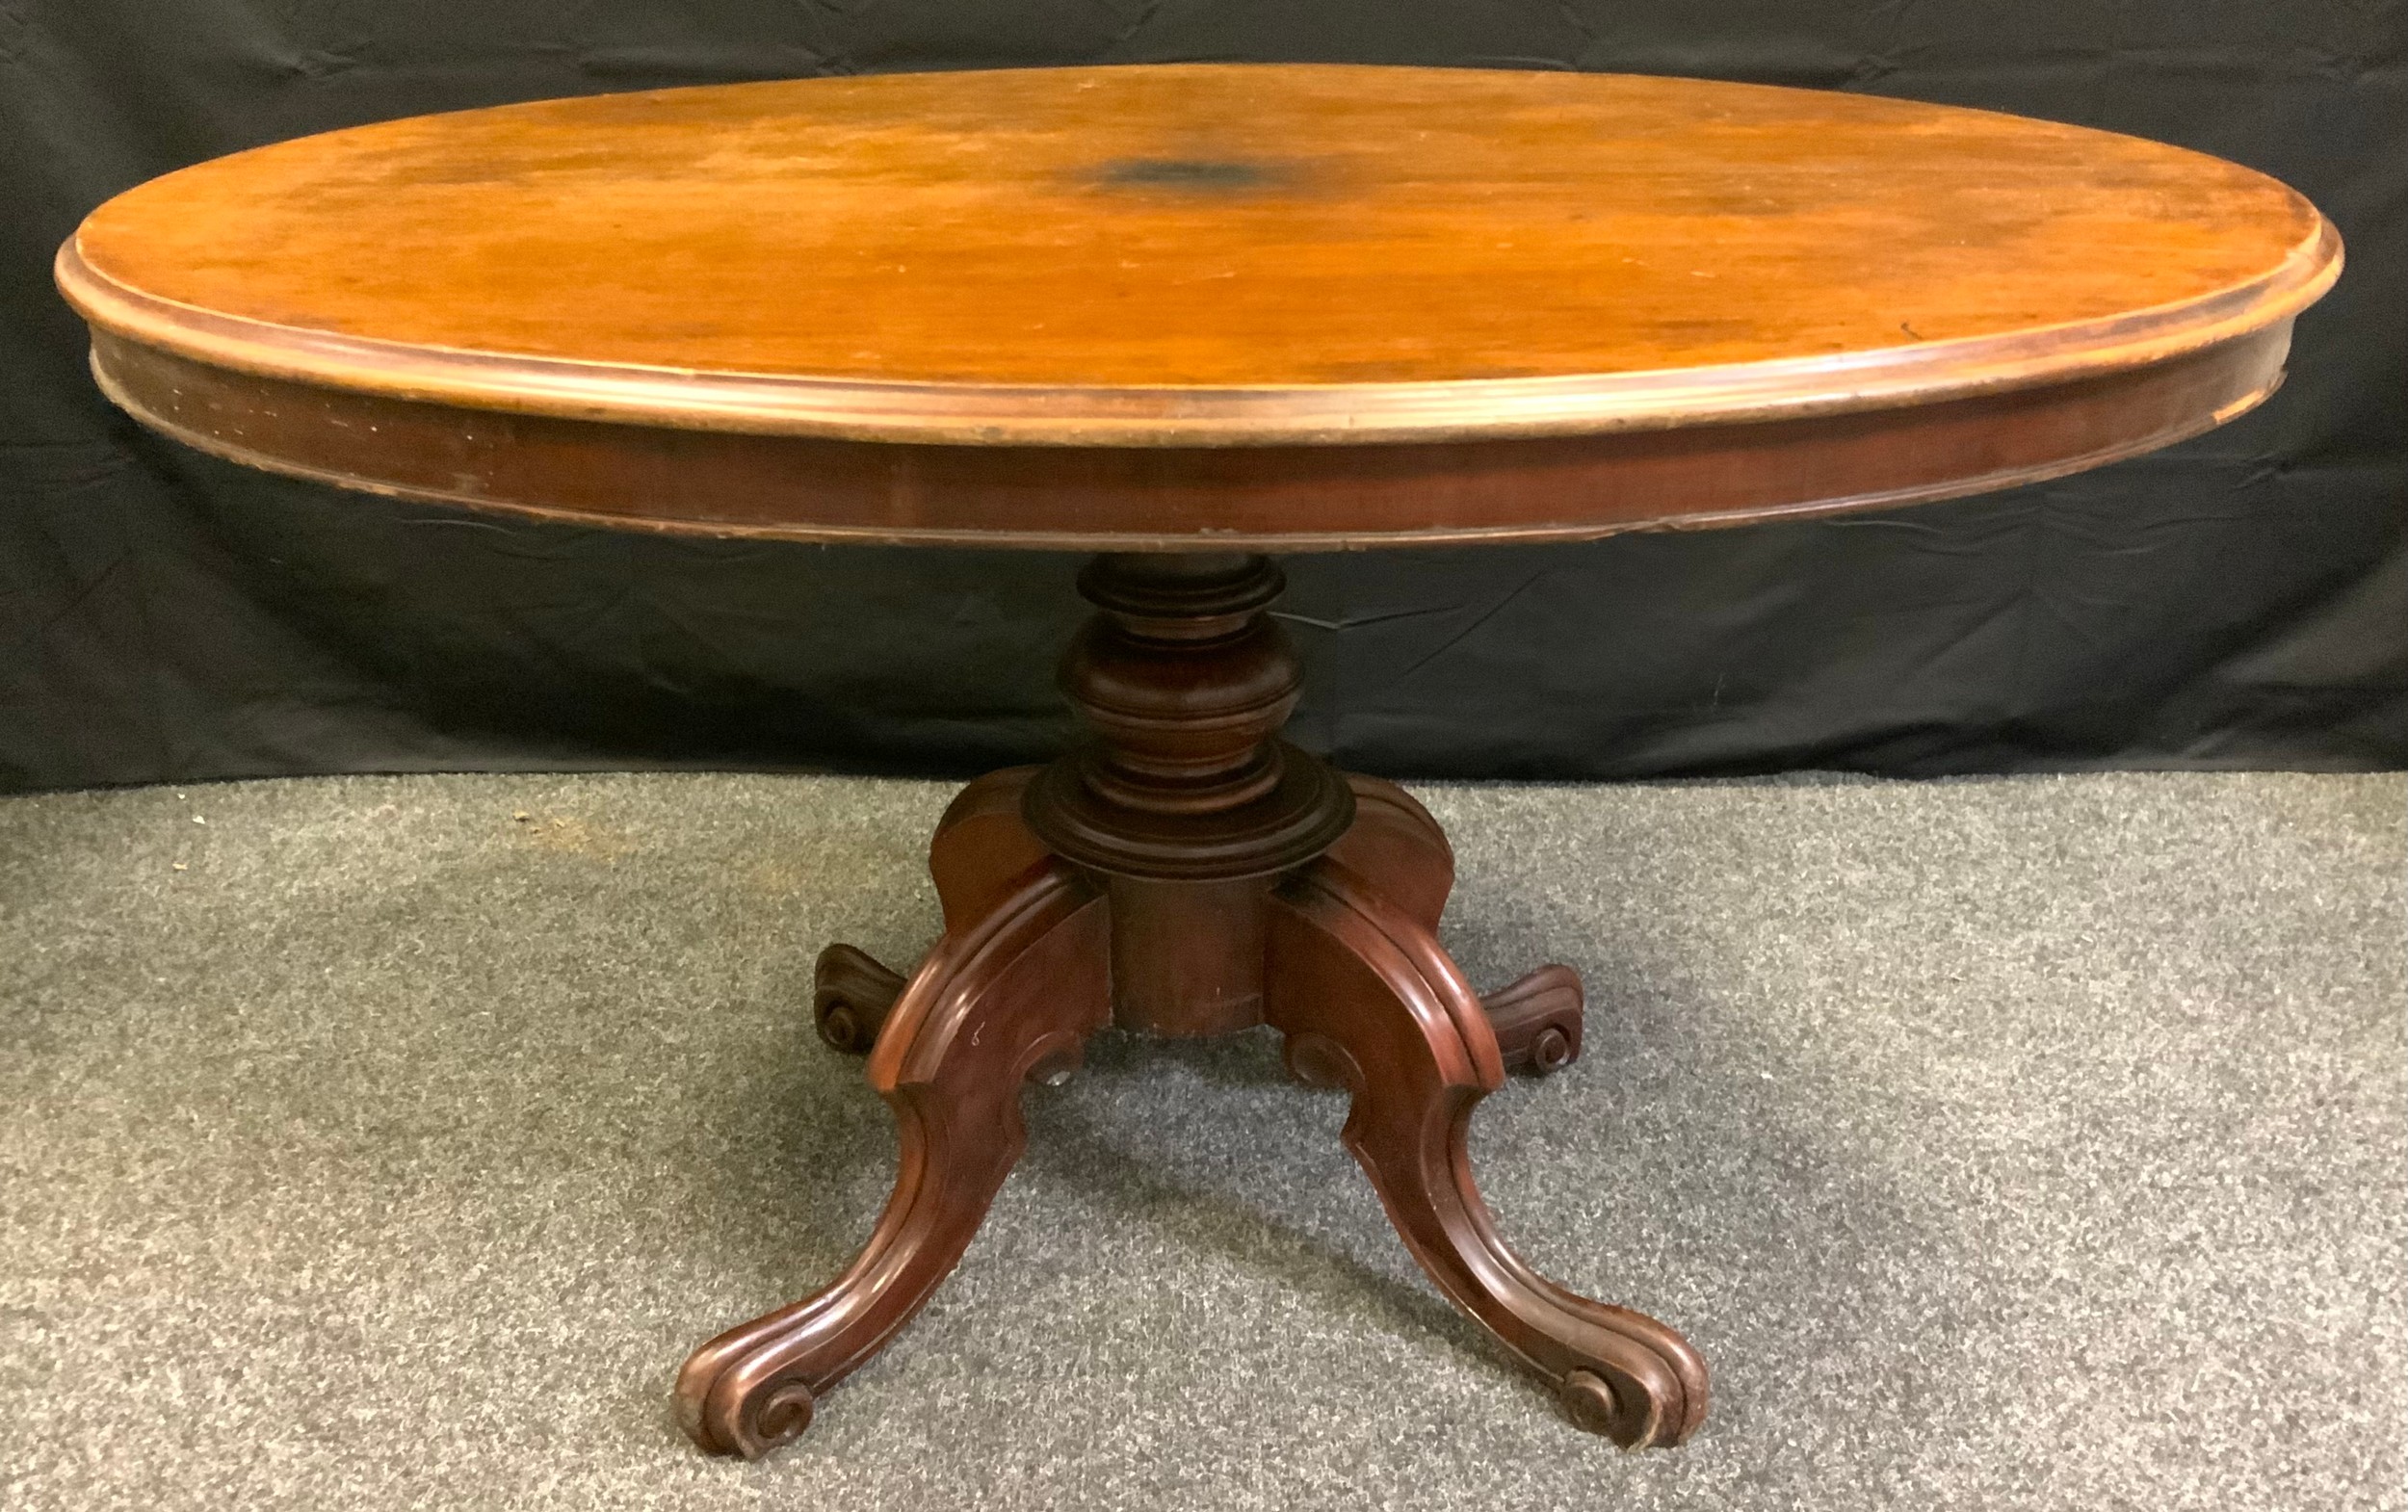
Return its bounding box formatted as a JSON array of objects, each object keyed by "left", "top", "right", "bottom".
[
  {"left": 674, "top": 1343, "right": 817, "bottom": 1459},
  {"left": 740, "top": 1382, "right": 818, "bottom": 1459},
  {"left": 684, "top": 1358, "right": 824, "bottom": 1454},
  {"left": 1557, "top": 1356, "right": 1691, "bottom": 1448},
  {"left": 814, "top": 943, "right": 906, "bottom": 1055},
  {"left": 1482, "top": 963, "right": 1584, "bottom": 1076},
  {"left": 1545, "top": 1295, "right": 1711, "bottom": 1447}
]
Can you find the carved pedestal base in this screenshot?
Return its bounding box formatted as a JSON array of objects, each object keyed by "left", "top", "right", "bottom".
[{"left": 677, "top": 556, "right": 1707, "bottom": 1458}]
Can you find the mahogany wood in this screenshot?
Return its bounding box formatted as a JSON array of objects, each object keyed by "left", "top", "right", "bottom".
[
  {"left": 1484, "top": 965, "right": 1587, "bottom": 1077},
  {"left": 58, "top": 64, "right": 2335, "bottom": 548},
  {"left": 811, "top": 944, "right": 903, "bottom": 1055},
  {"left": 678, "top": 804, "right": 1111, "bottom": 1458},
  {"left": 56, "top": 63, "right": 2341, "bottom": 1458},
  {"left": 74, "top": 327, "right": 2291, "bottom": 549},
  {"left": 689, "top": 557, "right": 1682, "bottom": 1454},
  {"left": 1024, "top": 554, "right": 1354, "bottom": 883},
  {"left": 1105, "top": 875, "right": 1273, "bottom": 1037},
  {"left": 1266, "top": 858, "right": 1705, "bottom": 1447}
]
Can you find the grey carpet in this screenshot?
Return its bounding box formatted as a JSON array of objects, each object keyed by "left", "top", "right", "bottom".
[{"left": 0, "top": 771, "right": 2399, "bottom": 1511}]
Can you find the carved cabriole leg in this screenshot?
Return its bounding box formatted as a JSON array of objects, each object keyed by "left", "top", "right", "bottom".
[
  {"left": 1326, "top": 773, "right": 1455, "bottom": 927},
  {"left": 1264, "top": 852, "right": 1709, "bottom": 1448},
  {"left": 676, "top": 806, "right": 1108, "bottom": 1458},
  {"left": 812, "top": 767, "right": 1053, "bottom": 1055},
  {"left": 1330, "top": 774, "right": 1586, "bottom": 1076}
]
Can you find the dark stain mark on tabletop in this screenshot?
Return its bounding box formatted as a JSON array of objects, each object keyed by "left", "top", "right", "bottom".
[{"left": 1093, "top": 157, "right": 1285, "bottom": 194}]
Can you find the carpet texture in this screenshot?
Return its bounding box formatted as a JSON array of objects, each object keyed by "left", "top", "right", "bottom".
[{"left": 0, "top": 771, "right": 2399, "bottom": 1510}]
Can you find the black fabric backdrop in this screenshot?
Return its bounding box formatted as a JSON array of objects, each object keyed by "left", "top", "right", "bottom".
[{"left": 5, "top": 2, "right": 2404, "bottom": 793}]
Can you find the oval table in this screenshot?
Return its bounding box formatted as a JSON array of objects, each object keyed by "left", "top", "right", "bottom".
[{"left": 59, "top": 63, "right": 2339, "bottom": 1458}]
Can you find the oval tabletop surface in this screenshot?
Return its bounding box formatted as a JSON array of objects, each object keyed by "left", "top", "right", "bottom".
[{"left": 61, "top": 64, "right": 2339, "bottom": 547}]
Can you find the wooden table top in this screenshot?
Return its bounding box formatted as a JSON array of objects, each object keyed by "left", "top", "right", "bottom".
[{"left": 60, "top": 65, "right": 2340, "bottom": 549}]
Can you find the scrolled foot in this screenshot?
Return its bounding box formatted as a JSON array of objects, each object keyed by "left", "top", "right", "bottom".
[
  {"left": 671, "top": 1371, "right": 815, "bottom": 1461},
  {"left": 1483, "top": 964, "right": 1584, "bottom": 1076},
  {"left": 813, "top": 943, "right": 905, "bottom": 1054},
  {"left": 1561, "top": 1367, "right": 1669, "bottom": 1447}
]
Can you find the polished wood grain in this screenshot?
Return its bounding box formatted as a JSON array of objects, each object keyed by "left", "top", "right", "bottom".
[
  {"left": 1268, "top": 850, "right": 1708, "bottom": 1447},
  {"left": 702, "top": 558, "right": 1682, "bottom": 1457},
  {"left": 78, "top": 322, "right": 2291, "bottom": 549},
  {"left": 1482, "top": 964, "right": 1586, "bottom": 1076},
  {"left": 59, "top": 64, "right": 2336, "bottom": 546},
  {"left": 680, "top": 840, "right": 1111, "bottom": 1457},
  {"left": 61, "top": 63, "right": 2334, "bottom": 434},
  {"left": 59, "top": 65, "right": 2338, "bottom": 1453}
]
